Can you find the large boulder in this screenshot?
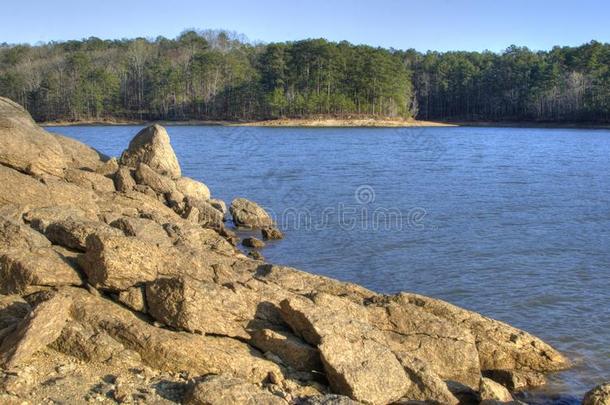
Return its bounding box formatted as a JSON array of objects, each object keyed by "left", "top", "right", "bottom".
[
  {"left": 279, "top": 294, "right": 409, "bottom": 404},
  {"left": 479, "top": 377, "right": 514, "bottom": 403},
  {"left": 0, "top": 293, "right": 72, "bottom": 368},
  {"left": 63, "top": 168, "right": 115, "bottom": 193},
  {"left": 368, "top": 294, "right": 481, "bottom": 388},
  {"left": 120, "top": 124, "right": 181, "bottom": 178},
  {"left": 61, "top": 287, "right": 282, "bottom": 383},
  {"left": 175, "top": 176, "right": 211, "bottom": 201},
  {"left": 0, "top": 97, "right": 67, "bottom": 176},
  {"left": 133, "top": 162, "right": 176, "bottom": 194},
  {"left": 52, "top": 133, "right": 107, "bottom": 171},
  {"left": 230, "top": 198, "right": 274, "bottom": 228},
  {"left": 184, "top": 375, "right": 287, "bottom": 405},
  {"left": 583, "top": 383, "right": 610, "bottom": 405},
  {"left": 392, "top": 293, "right": 570, "bottom": 374},
  {"left": 146, "top": 276, "right": 255, "bottom": 339}
]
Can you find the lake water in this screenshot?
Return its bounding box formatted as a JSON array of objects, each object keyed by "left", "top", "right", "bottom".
[{"left": 49, "top": 125, "right": 610, "bottom": 403}]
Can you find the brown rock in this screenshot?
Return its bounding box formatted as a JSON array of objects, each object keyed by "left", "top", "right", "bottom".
[
  {"left": 64, "top": 168, "right": 115, "bottom": 192},
  {"left": 0, "top": 97, "right": 67, "bottom": 176},
  {"left": 44, "top": 217, "right": 122, "bottom": 251},
  {"left": 243, "top": 237, "right": 265, "bottom": 249},
  {"left": 184, "top": 197, "right": 225, "bottom": 228},
  {"left": 209, "top": 198, "right": 227, "bottom": 216},
  {"left": 78, "top": 233, "right": 167, "bottom": 291},
  {"left": 479, "top": 377, "right": 514, "bottom": 403},
  {"left": 53, "top": 132, "right": 108, "bottom": 171},
  {"left": 133, "top": 162, "right": 176, "bottom": 194},
  {"left": 120, "top": 124, "right": 181, "bottom": 178},
  {"left": 64, "top": 287, "right": 282, "bottom": 383},
  {"left": 0, "top": 293, "right": 71, "bottom": 368},
  {"left": 175, "top": 176, "right": 211, "bottom": 201},
  {"left": 95, "top": 157, "right": 119, "bottom": 176},
  {"left": 113, "top": 166, "right": 136, "bottom": 192},
  {"left": 117, "top": 286, "right": 147, "bottom": 313},
  {"left": 369, "top": 294, "right": 481, "bottom": 388},
  {"left": 250, "top": 328, "right": 322, "bottom": 372},
  {"left": 394, "top": 293, "right": 570, "bottom": 374},
  {"left": 23, "top": 205, "right": 97, "bottom": 233},
  {"left": 0, "top": 247, "right": 83, "bottom": 293},
  {"left": 0, "top": 295, "right": 31, "bottom": 330},
  {"left": 483, "top": 369, "right": 546, "bottom": 391},
  {"left": 230, "top": 198, "right": 274, "bottom": 228},
  {"left": 110, "top": 216, "right": 172, "bottom": 246},
  {"left": 583, "top": 383, "right": 610, "bottom": 405},
  {"left": 262, "top": 226, "right": 284, "bottom": 240},
  {"left": 280, "top": 295, "right": 409, "bottom": 404},
  {"left": 297, "top": 395, "right": 363, "bottom": 404},
  {"left": 51, "top": 320, "right": 141, "bottom": 367},
  {"left": 184, "top": 374, "right": 287, "bottom": 405},
  {"left": 146, "top": 276, "right": 254, "bottom": 339},
  {"left": 398, "top": 357, "right": 459, "bottom": 404}
]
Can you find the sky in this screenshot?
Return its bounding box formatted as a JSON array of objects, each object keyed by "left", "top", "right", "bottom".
[{"left": 2, "top": 0, "right": 608, "bottom": 52}]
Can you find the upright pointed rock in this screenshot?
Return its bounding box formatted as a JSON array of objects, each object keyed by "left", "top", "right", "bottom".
[{"left": 120, "top": 124, "right": 181, "bottom": 178}]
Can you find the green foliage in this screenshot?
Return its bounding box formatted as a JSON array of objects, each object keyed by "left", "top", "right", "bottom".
[{"left": 0, "top": 32, "right": 608, "bottom": 122}]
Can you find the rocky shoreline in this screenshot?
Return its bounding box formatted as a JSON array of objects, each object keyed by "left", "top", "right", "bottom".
[{"left": 0, "top": 95, "right": 606, "bottom": 404}]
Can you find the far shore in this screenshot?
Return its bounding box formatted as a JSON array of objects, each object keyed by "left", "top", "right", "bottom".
[{"left": 39, "top": 117, "right": 610, "bottom": 129}]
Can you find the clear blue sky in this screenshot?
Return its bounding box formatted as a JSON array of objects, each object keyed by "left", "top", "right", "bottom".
[{"left": 2, "top": 0, "right": 608, "bottom": 52}]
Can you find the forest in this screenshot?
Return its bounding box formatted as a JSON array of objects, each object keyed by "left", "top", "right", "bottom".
[{"left": 0, "top": 30, "right": 609, "bottom": 123}]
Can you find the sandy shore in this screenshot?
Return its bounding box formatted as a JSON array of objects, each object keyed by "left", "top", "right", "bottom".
[{"left": 41, "top": 117, "right": 455, "bottom": 128}]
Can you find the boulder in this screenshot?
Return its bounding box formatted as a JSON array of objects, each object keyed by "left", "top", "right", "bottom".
[
  {"left": 117, "top": 286, "right": 147, "bottom": 313},
  {"left": 479, "top": 377, "right": 514, "bottom": 403},
  {"left": 0, "top": 216, "right": 83, "bottom": 293},
  {"left": 62, "top": 287, "right": 282, "bottom": 383},
  {"left": 175, "top": 176, "right": 211, "bottom": 201},
  {"left": 0, "top": 295, "right": 31, "bottom": 330},
  {"left": 209, "top": 198, "right": 227, "bottom": 216},
  {"left": 64, "top": 168, "right": 115, "bottom": 192},
  {"left": 184, "top": 197, "right": 225, "bottom": 228},
  {"left": 280, "top": 295, "right": 409, "bottom": 404},
  {"left": 52, "top": 133, "right": 108, "bottom": 171},
  {"left": 120, "top": 124, "right": 181, "bottom": 178},
  {"left": 297, "top": 395, "right": 363, "bottom": 405},
  {"left": 109, "top": 216, "right": 172, "bottom": 247},
  {"left": 78, "top": 233, "right": 169, "bottom": 291},
  {"left": 250, "top": 328, "right": 322, "bottom": 372},
  {"left": 164, "top": 222, "right": 236, "bottom": 256},
  {"left": 393, "top": 293, "right": 570, "bottom": 374},
  {"left": 146, "top": 276, "right": 255, "bottom": 339},
  {"left": 230, "top": 198, "right": 274, "bottom": 228},
  {"left": 51, "top": 320, "right": 141, "bottom": 366},
  {"left": 368, "top": 294, "right": 481, "bottom": 388},
  {"left": 95, "top": 157, "right": 119, "bottom": 176},
  {"left": 262, "top": 226, "right": 284, "bottom": 240},
  {"left": 23, "top": 205, "right": 97, "bottom": 233},
  {"left": 0, "top": 293, "right": 71, "bottom": 368},
  {"left": 113, "top": 167, "right": 136, "bottom": 192},
  {"left": 184, "top": 375, "right": 287, "bottom": 405},
  {"left": 583, "top": 383, "right": 610, "bottom": 405},
  {"left": 483, "top": 369, "right": 546, "bottom": 390},
  {"left": 44, "top": 218, "right": 123, "bottom": 251},
  {"left": 398, "top": 357, "right": 459, "bottom": 404},
  {"left": 0, "top": 247, "right": 83, "bottom": 293},
  {"left": 133, "top": 162, "right": 176, "bottom": 194},
  {"left": 243, "top": 237, "right": 265, "bottom": 249},
  {"left": 0, "top": 97, "right": 67, "bottom": 176}
]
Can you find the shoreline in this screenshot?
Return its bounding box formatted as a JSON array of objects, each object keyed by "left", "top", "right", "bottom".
[{"left": 39, "top": 117, "right": 610, "bottom": 129}]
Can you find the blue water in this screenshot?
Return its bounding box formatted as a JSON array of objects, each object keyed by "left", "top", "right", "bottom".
[{"left": 49, "top": 125, "right": 610, "bottom": 401}]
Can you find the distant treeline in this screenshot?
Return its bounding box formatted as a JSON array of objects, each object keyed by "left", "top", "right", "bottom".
[{"left": 0, "top": 30, "right": 609, "bottom": 122}]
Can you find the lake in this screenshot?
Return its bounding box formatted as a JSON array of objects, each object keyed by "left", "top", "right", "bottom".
[{"left": 49, "top": 124, "right": 610, "bottom": 403}]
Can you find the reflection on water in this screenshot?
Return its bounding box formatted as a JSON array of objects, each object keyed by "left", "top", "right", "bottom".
[{"left": 51, "top": 125, "right": 610, "bottom": 401}]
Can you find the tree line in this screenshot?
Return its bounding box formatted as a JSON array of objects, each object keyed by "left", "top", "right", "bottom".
[{"left": 0, "top": 30, "right": 608, "bottom": 123}]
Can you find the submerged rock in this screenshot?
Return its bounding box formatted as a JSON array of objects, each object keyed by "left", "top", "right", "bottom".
[{"left": 583, "top": 383, "right": 610, "bottom": 405}]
